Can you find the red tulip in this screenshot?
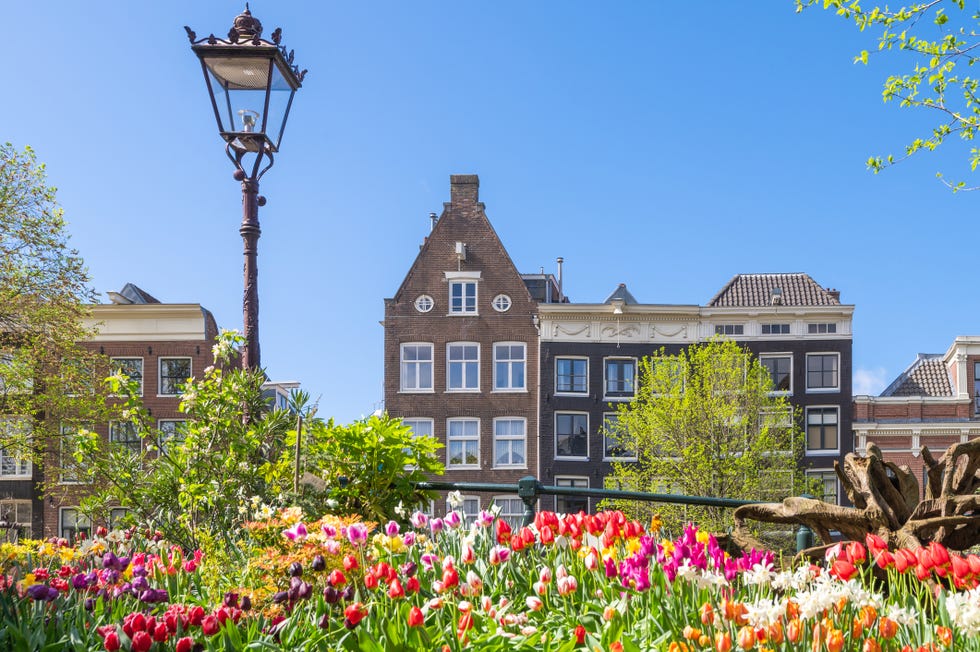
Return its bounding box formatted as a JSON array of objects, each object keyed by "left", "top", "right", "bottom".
[
  {"left": 407, "top": 606, "right": 424, "bottom": 627},
  {"left": 201, "top": 615, "right": 220, "bottom": 636},
  {"left": 574, "top": 624, "right": 586, "bottom": 644},
  {"left": 175, "top": 637, "right": 194, "bottom": 652},
  {"left": 874, "top": 549, "right": 895, "bottom": 570},
  {"left": 103, "top": 632, "right": 120, "bottom": 652},
  {"left": 131, "top": 631, "right": 152, "bottom": 652},
  {"left": 344, "top": 602, "right": 367, "bottom": 626},
  {"left": 495, "top": 519, "right": 512, "bottom": 545},
  {"left": 152, "top": 622, "right": 169, "bottom": 642},
  {"left": 831, "top": 559, "right": 858, "bottom": 581}
]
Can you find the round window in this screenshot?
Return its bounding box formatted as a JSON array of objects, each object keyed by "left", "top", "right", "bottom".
[
  {"left": 492, "top": 294, "right": 512, "bottom": 312},
  {"left": 414, "top": 295, "right": 434, "bottom": 313}
]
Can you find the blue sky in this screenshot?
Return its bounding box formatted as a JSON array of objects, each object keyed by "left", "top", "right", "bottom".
[{"left": 5, "top": 2, "right": 975, "bottom": 422}]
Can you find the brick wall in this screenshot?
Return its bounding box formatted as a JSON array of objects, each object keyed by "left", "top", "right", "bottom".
[{"left": 384, "top": 176, "right": 539, "bottom": 513}]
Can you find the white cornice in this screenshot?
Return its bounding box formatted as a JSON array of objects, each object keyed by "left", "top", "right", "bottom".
[{"left": 82, "top": 304, "right": 207, "bottom": 342}]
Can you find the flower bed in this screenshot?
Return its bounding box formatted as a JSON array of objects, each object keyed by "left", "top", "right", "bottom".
[{"left": 2, "top": 509, "right": 980, "bottom": 651}]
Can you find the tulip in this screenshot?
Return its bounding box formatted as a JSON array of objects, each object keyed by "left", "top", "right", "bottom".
[
  {"left": 385, "top": 520, "right": 400, "bottom": 537},
  {"left": 347, "top": 523, "right": 368, "bottom": 546},
  {"left": 282, "top": 522, "right": 307, "bottom": 542},
  {"left": 103, "top": 632, "right": 121, "bottom": 652},
  {"left": 862, "top": 639, "right": 882, "bottom": 652},
  {"left": 496, "top": 518, "right": 512, "bottom": 545},
  {"left": 936, "top": 626, "right": 953, "bottom": 647},
  {"left": 526, "top": 596, "right": 543, "bottom": 611},
  {"left": 131, "top": 631, "right": 152, "bottom": 652},
  {"left": 831, "top": 559, "right": 858, "bottom": 581},
  {"left": 736, "top": 626, "right": 755, "bottom": 650},
  {"left": 153, "top": 622, "right": 169, "bottom": 643},
  {"left": 408, "top": 606, "right": 424, "bottom": 627},
  {"left": 410, "top": 511, "right": 428, "bottom": 529},
  {"left": 202, "top": 615, "right": 220, "bottom": 636},
  {"left": 175, "top": 638, "right": 194, "bottom": 652},
  {"left": 288, "top": 562, "right": 303, "bottom": 577},
  {"left": 445, "top": 511, "right": 463, "bottom": 529},
  {"left": 700, "top": 602, "right": 714, "bottom": 626},
  {"left": 826, "top": 628, "right": 845, "bottom": 652},
  {"left": 714, "top": 631, "right": 732, "bottom": 652},
  {"left": 604, "top": 606, "right": 617, "bottom": 621},
  {"left": 388, "top": 578, "right": 405, "bottom": 599},
  {"left": 344, "top": 602, "right": 367, "bottom": 627},
  {"left": 575, "top": 624, "right": 586, "bottom": 644},
  {"left": 328, "top": 570, "right": 347, "bottom": 587},
  {"left": 878, "top": 617, "right": 898, "bottom": 640}
]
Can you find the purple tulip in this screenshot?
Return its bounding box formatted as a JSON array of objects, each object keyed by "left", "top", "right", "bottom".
[
  {"left": 410, "top": 511, "right": 428, "bottom": 529},
  {"left": 283, "top": 522, "right": 308, "bottom": 542},
  {"left": 346, "top": 523, "right": 368, "bottom": 546},
  {"left": 323, "top": 586, "right": 340, "bottom": 604},
  {"left": 71, "top": 573, "right": 89, "bottom": 590},
  {"left": 384, "top": 520, "right": 400, "bottom": 537},
  {"left": 271, "top": 591, "right": 289, "bottom": 604}
]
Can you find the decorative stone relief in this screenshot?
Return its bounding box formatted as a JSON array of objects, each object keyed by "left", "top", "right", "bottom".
[
  {"left": 600, "top": 324, "right": 640, "bottom": 339},
  {"left": 651, "top": 324, "right": 688, "bottom": 339},
  {"left": 553, "top": 323, "right": 591, "bottom": 338}
]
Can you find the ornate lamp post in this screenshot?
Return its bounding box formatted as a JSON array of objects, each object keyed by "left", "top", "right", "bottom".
[{"left": 185, "top": 5, "right": 305, "bottom": 370}]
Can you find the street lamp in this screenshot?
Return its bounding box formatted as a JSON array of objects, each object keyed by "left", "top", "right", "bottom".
[{"left": 185, "top": 5, "right": 306, "bottom": 371}]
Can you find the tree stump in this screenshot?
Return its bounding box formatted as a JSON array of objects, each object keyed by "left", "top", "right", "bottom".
[{"left": 732, "top": 441, "right": 980, "bottom": 554}]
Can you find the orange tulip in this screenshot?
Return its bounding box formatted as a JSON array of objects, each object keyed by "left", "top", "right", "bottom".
[
  {"left": 859, "top": 605, "right": 878, "bottom": 629},
  {"left": 683, "top": 626, "right": 701, "bottom": 641},
  {"left": 736, "top": 626, "right": 756, "bottom": 650},
  {"left": 851, "top": 616, "right": 864, "bottom": 639},
  {"left": 767, "top": 621, "right": 784, "bottom": 645},
  {"left": 787, "top": 619, "right": 803, "bottom": 644},
  {"left": 878, "top": 617, "right": 898, "bottom": 640},
  {"left": 700, "top": 602, "right": 715, "bottom": 626},
  {"left": 862, "top": 639, "right": 882, "bottom": 652},
  {"left": 936, "top": 625, "right": 953, "bottom": 647},
  {"left": 714, "top": 632, "right": 732, "bottom": 652},
  {"left": 826, "top": 629, "right": 845, "bottom": 652}
]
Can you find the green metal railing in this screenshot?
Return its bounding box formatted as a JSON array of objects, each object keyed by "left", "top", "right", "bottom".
[{"left": 414, "top": 475, "right": 816, "bottom": 553}]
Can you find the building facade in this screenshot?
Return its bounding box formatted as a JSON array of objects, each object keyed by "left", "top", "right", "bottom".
[
  {"left": 537, "top": 273, "right": 854, "bottom": 511},
  {"left": 383, "top": 175, "right": 558, "bottom": 523},
  {"left": 382, "top": 176, "right": 855, "bottom": 517},
  {"left": 853, "top": 337, "right": 980, "bottom": 497},
  {"left": 39, "top": 285, "right": 219, "bottom": 539}
]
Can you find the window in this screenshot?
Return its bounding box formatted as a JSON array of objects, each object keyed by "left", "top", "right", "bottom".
[
  {"left": 491, "top": 294, "right": 512, "bottom": 312},
  {"left": 494, "top": 343, "right": 525, "bottom": 391},
  {"left": 806, "top": 353, "right": 839, "bottom": 391},
  {"left": 807, "top": 469, "right": 838, "bottom": 505},
  {"left": 0, "top": 418, "right": 31, "bottom": 479},
  {"left": 604, "top": 358, "right": 636, "bottom": 398},
  {"left": 974, "top": 362, "right": 980, "bottom": 415},
  {"left": 556, "top": 358, "right": 588, "bottom": 394},
  {"left": 652, "top": 358, "right": 686, "bottom": 394},
  {"left": 760, "top": 469, "right": 794, "bottom": 501},
  {"left": 760, "top": 406, "right": 794, "bottom": 431},
  {"left": 602, "top": 413, "right": 635, "bottom": 460},
  {"left": 402, "top": 418, "right": 434, "bottom": 466},
  {"left": 59, "top": 507, "right": 91, "bottom": 542},
  {"left": 414, "top": 295, "right": 434, "bottom": 313},
  {"left": 449, "top": 281, "right": 477, "bottom": 315},
  {"left": 447, "top": 418, "right": 479, "bottom": 467},
  {"left": 493, "top": 496, "right": 525, "bottom": 530},
  {"left": 0, "top": 499, "right": 32, "bottom": 540},
  {"left": 447, "top": 343, "right": 479, "bottom": 391},
  {"left": 806, "top": 407, "right": 839, "bottom": 452},
  {"left": 400, "top": 343, "right": 433, "bottom": 392},
  {"left": 447, "top": 496, "right": 480, "bottom": 524},
  {"left": 555, "top": 413, "right": 588, "bottom": 459},
  {"left": 157, "top": 420, "right": 186, "bottom": 453},
  {"left": 110, "top": 421, "right": 141, "bottom": 454},
  {"left": 807, "top": 323, "right": 837, "bottom": 334},
  {"left": 111, "top": 357, "right": 143, "bottom": 395},
  {"left": 159, "top": 358, "right": 191, "bottom": 396},
  {"left": 59, "top": 423, "right": 89, "bottom": 484},
  {"left": 555, "top": 477, "right": 589, "bottom": 515},
  {"left": 714, "top": 324, "right": 744, "bottom": 336},
  {"left": 760, "top": 355, "right": 792, "bottom": 393},
  {"left": 109, "top": 508, "right": 129, "bottom": 530},
  {"left": 0, "top": 352, "right": 31, "bottom": 394},
  {"left": 761, "top": 323, "right": 790, "bottom": 335},
  {"left": 493, "top": 418, "right": 526, "bottom": 468}
]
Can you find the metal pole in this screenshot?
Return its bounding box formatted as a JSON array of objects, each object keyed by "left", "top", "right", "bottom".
[{"left": 240, "top": 177, "right": 261, "bottom": 370}]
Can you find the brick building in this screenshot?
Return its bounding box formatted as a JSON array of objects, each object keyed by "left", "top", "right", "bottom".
[
  {"left": 537, "top": 273, "right": 854, "bottom": 511},
  {"left": 40, "top": 284, "right": 219, "bottom": 539},
  {"left": 853, "top": 337, "right": 980, "bottom": 497},
  {"left": 383, "top": 175, "right": 560, "bottom": 523}
]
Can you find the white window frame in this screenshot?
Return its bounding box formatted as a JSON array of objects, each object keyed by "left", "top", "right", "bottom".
[
  {"left": 806, "top": 352, "right": 840, "bottom": 393},
  {"left": 0, "top": 418, "right": 31, "bottom": 479},
  {"left": 602, "top": 412, "right": 636, "bottom": 461},
  {"left": 402, "top": 418, "right": 434, "bottom": 469},
  {"left": 554, "top": 476, "right": 590, "bottom": 515},
  {"left": 157, "top": 419, "right": 187, "bottom": 454},
  {"left": 555, "top": 412, "right": 589, "bottom": 461},
  {"left": 491, "top": 294, "right": 512, "bottom": 312},
  {"left": 158, "top": 357, "right": 192, "bottom": 397},
  {"left": 447, "top": 495, "right": 480, "bottom": 524},
  {"left": 493, "top": 417, "right": 527, "bottom": 469},
  {"left": 761, "top": 323, "right": 791, "bottom": 336},
  {"left": 414, "top": 295, "right": 434, "bottom": 313},
  {"left": 805, "top": 406, "right": 840, "bottom": 455},
  {"left": 493, "top": 342, "right": 526, "bottom": 392},
  {"left": 555, "top": 357, "right": 589, "bottom": 395},
  {"left": 446, "top": 418, "right": 480, "bottom": 468},
  {"left": 714, "top": 324, "right": 744, "bottom": 336},
  {"left": 806, "top": 468, "right": 839, "bottom": 505},
  {"left": 110, "top": 357, "right": 144, "bottom": 396},
  {"left": 760, "top": 353, "right": 793, "bottom": 395},
  {"left": 446, "top": 342, "right": 480, "bottom": 392},
  {"left": 109, "top": 420, "right": 141, "bottom": 455},
  {"left": 108, "top": 507, "right": 129, "bottom": 530},
  {"left": 59, "top": 423, "right": 89, "bottom": 485},
  {"left": 59, "top": 507, "right": 91, "bottom": 542},
  {"left": 400, "top": 343, "right": 434, "bottom": 392},
  {"left": 603, "top": 357, "right": 637, "bottom": 400},
  {"left": 492, "top": 495, "right": 525, "bottom": 530},
  {"left": 448, "top": 278, "right": 479, "bottom": 315},
  {"left": 0, "top": 499, "right": 32, "bottom": 539},
  {"left": 807, "top": 323, "right": 838, "bottom": 335}
]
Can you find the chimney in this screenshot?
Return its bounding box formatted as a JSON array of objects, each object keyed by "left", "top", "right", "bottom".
[
  {"left": 556, "top": 257, "right": 564, "bottom": 303},
  {"left": 450, "top": 174, "right": 479, "bottom": 205},
  {"left": 429, "top": 212, "right": 438, "bottom": 232},
  {"left": 827, "top": 288, "right": 841, "bottom": 302}
]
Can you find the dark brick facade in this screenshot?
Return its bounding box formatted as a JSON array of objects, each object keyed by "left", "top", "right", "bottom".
[{"left": 383, "top": 176, "right": 541, "bottom": 515}]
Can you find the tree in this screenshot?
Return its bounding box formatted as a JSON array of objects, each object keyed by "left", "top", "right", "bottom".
[
  {"left": 605, "top": 338, "right": 805, "bottom": 535},
  {"left": 0, "top": 143, "right": 104, "bottom": 486},
  {"left": 798, "top": 0, "right": 980, "bottom": 189}
]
